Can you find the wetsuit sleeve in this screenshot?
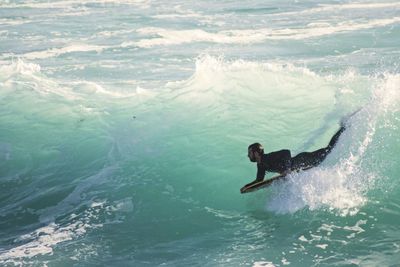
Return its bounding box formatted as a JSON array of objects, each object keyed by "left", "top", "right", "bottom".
[{"left": 256, "top": 163, "right": 266, "bottom": 181}]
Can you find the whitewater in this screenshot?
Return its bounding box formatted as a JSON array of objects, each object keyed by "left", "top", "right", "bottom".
[{"left": 0, "top": 0, "right": 400, "bottom": 266}]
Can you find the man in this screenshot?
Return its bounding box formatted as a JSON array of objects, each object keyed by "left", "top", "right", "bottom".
[{"left": 247, "top": 122, "right": 346, "bottom": 185}]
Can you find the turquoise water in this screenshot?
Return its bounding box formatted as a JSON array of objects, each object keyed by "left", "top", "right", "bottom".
[{"left": 1, "top": 0, "right": 400, "bottom": 266}]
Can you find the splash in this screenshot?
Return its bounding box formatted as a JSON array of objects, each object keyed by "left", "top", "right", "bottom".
[{"left": 266, "top": 73, "right": 400, "bottom": 215}]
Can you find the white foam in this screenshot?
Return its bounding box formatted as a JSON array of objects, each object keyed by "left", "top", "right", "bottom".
[
  {"left": 343, "top": 220, "right": 366, "bottom": 234},
  {"left": 296, "top": 2, "right": 400, "bottom": 16},
  {"left": 153, "top": 5, "right": 205, "bottom": 20},
  {"left": 0, "top": 59, "right": 79, "bottom": 100},
  {"left": 253, "top": 261, "right": 276, "bottom": 267},
  {"left": 327, "top": 2, "right": 400, "bottom": 10},
  {"left": 0, "top": 221, "right": 92, "bottom": 263},
  {"left": 130, "top": 17, "right": 400, "bottom": 47},
  {"left": 0, "top": 59, "right": 151, "bottom": 101},
  {"left": 0, "top": 58, "right": 41, "bottom": 78},
  {"left": 153, "top": 13, "right": 204, "bottom": 19},
  {"left": 315, "top": 244, "right": 328, "bottom": 249},
  {"left": 0, "top": 195, "right": 111, "bottom": 264},
  {"left": 70, "top": 81, "right": 153, "bottom": 98},
  {"left": 0, "top": 169, "right": 129, "bottom": 263},
  {"left": 191, "top": 54, "right": 317, "bottom": 76},
  {"left": 1, "top": 0, "right": 150, "bottom": 9},
  {"left": 151, "top": 4, "right": 218, "bottom": 27},
  {"left": 0, "top": 18, "right": 32, "bottom": 26},
  {"left": 205, "top": 207, "right": 241, "bottom": 219},
  {"left": 95, "top": 29, "right": 136, "bottom": 38},
  {"left": 22, "top": 44, "right": 107, "bottom": 60}
]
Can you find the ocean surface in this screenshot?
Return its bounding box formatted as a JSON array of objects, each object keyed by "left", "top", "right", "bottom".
[{"left": 1, "top": 0, "right": 400, "bottom": 266}]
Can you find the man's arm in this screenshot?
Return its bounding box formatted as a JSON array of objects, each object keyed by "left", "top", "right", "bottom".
[{"left": 256, "top": 163, "right": 266, "bottom": 181}]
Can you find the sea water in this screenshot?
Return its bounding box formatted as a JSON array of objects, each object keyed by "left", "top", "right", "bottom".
[{"left": 0, "top": 0, "right": 400, "bottom": 266}]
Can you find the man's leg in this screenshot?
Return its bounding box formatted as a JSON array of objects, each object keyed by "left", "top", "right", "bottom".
[
  {"left": 326, "top": 125, "right": 346, "bottom": 153},
  {"left": 291, "top": 150, "right": 325, "bottom": 170},
  {"left": 291, "top": 125, "right": 346, "bottom": 171}
]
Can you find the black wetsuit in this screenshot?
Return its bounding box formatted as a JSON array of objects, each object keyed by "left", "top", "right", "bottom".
[{"left": 255, "top": 125, "right": 346, "bottom": 181}]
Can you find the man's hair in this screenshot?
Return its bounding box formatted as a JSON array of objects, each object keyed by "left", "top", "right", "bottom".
[{"left": 248, "top": 143, "right": 264, "bottom": 154}]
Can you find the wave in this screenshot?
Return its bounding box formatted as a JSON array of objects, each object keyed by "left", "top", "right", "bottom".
[
  {"left": 0, "top": 160, "right": 134, "bottom": 265},
  {"left": 0, "top": 18, "right": 33, "bottom": 26},
  {"left": 0, "top": 0, "right": 150, "bottom": 9},
  {"left": 275, "top": 2, "right": 400, "bottom": 17},
  {"left": 1, "top": 54, "right": 399, "bottom": 265},
  {"left": 0, "top": 59, "right": 80, "bottom": 100},
  {"left": 0, "top": 59, "right": 150, "bottom": 100},
  {"left": 21, "top": 44, "right": 107, "bottom": 60},
  {"left": 162, "top": 55, "right": 399, "bottom": 215},
  {"left": 129, "top": 17, "right": 400, "bottom": 47}
]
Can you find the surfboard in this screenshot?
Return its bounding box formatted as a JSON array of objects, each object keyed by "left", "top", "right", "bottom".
[{"left": 240, "top": 173, "right": 287, "bottom": 194}]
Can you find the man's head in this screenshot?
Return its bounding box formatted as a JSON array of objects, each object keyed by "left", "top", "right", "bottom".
[{"left": 248, "top": 143, "right": 264, "bottom": 163}]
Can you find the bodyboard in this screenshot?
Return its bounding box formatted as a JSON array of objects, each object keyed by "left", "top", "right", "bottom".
[{"left": 240, "top": 173, "right": 286, "bottom": 194}]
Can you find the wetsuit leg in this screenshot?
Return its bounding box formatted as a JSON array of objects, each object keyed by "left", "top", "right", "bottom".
[
  {"left": 326, "top": 125, "right": 346, "bottom": 153},
  {"left": 291, "top": 126, "right": 346, "bottom": 171}
]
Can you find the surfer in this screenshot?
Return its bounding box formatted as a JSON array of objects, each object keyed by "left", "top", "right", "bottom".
[{"left": 246, "top": 121, "right": 347, "bottom": 186}]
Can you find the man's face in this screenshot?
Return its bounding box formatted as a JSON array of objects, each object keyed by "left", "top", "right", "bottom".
[{"left": 248, "top": 149, "right": 257, "bottom": 162}]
